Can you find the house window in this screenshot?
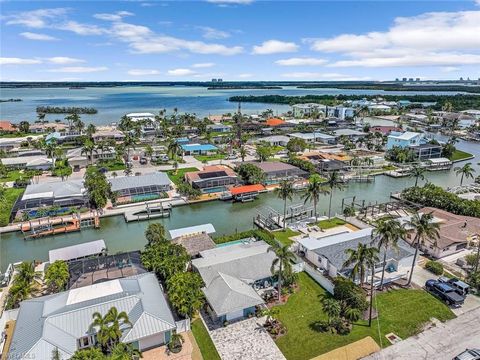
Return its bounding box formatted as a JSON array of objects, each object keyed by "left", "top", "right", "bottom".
[{"left": 77, "top": 335, "right": 94, "bottom": 349}]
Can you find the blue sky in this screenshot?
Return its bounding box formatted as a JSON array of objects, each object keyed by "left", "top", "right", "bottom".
[{"left": 1, "top": 0, "right": 479, "bottom": 81}]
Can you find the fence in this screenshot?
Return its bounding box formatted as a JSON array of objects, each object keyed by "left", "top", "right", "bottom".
[
  {"left": 302, "top": 262, "right": 335, "bottom": 295},
  {"left": 175, "top": 318, "right": 191, "bottom": 333}
]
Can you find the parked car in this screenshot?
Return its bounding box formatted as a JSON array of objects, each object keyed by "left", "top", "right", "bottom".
[
  {"left": 225, "top": 153, "right": 237, "bottom": 160},
  {"left": 139, "top": 157, "right": 148, "bottom": 165},
  {"left": 425, "top": 280, "right": 465, "bottom": 306},
  {"left": 453, "top": 349, "right": 480, "bottom": 360},
  {"left": 438, "top": 277, "right": 470, "bottom": 296}
]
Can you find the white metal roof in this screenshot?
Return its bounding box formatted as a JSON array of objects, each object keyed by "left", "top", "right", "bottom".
[
  {"left": 49, "top": 239, "right": 106, "bottom": 262},
  {"left": 297, "top": 228, "right": 373, "bottom": 251},
  {"left": 428, "top": 157, "right": 452, "bottom": 164},
  {"left": 169, "top": 223, "right": 215, "bottom": 238}
]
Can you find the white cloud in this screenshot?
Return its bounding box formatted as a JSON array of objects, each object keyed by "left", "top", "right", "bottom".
[
  {"left": 281, "top": 72, "right": 371, "bottom": 81},
  {"left": 206, "top": 0, "right": 253, "bottom": 4},
  {"left": 20, "top": 32, "right": 59, "bottom": 41},
  {"left": 441, "top": 66, "right": 460, "bottom": 73},
  {"left": 127, "top": 69, "right": 160, "bottom": 76},
  {"left": 0, "top": 57, "right": 42, "bottom": 65},
  {"left": 47, "top": 66, "right": 108, "bottom": 73},
  {"left": 252, "top": 40, "right": 298, "bottom": 55},
  {"left": 309, "top": 10, "right": 480, "bottom": 68},
  {"left": 5, "top": 8, "right": 68, "bottom": 28},
  {"left": 192, "top": 62, "right": 215, "bottom": 68},
  {"left": 94, "top": 11, "right": 134, "bottom": 21},
  {"left": 275, "top": 57, "right": 328, "bottom": 66},
  {"left": 57, "top": 21, "right": 107, "bottom": 35},
  {"left": 47, "top": 57, "right": 85, "bottom": 64},
  {"left": 237, "top": 73, "right": 253, "bottom": 78},
  {"left": 198, "top": 26, "right": 230, "bottom": 39},
  {"left": 167, "top": 68, "right": 195, "bottom": 76}
]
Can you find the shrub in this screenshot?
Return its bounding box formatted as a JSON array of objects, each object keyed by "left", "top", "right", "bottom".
[
  {"left": 214, "top": 229, "right": 275, "bottom": 246},
  {"left": 425, "top": 260, "right": 444, "bottom": 275}
]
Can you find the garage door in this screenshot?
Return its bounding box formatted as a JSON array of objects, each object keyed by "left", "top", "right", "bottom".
[
  {"left": 226, "top": 309, "right": 244, "bottom": 321},
  {"left": 139, "top": 333, "right": 165, "bottom": 350}
]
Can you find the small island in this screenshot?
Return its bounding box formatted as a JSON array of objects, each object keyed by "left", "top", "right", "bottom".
[
  {"left": 35, "top": 106, "right": 98, "bottom": 114},
  {"left": 0, "top": 98, "right": 22, "bottom": 103}
]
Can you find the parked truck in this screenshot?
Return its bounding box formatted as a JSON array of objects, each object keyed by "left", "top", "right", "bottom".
[{"left": 425, "top": 280, "right": 465, "bottom": 307}]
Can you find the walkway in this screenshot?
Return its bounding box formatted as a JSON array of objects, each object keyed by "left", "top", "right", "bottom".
[
  {"left": 363, "top": 307, "right": 480, "bottom": 360},
  {"left": 313, "top": 336, "right": 380, "bottom": 360},
  {"left": 208, "top": 317, "right": 286, "bottom": 360},
  {"left": 142, "top": 331, "right": 202, "bottom": 360}
]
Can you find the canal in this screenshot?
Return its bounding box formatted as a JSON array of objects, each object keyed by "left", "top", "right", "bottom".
[{"left": 1, "top": 138, "right": 479, "bottom": 271}]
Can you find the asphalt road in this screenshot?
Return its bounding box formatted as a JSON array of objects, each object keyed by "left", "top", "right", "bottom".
[{"left": 363, "top": 306, "right": 480, "bottom": 360}]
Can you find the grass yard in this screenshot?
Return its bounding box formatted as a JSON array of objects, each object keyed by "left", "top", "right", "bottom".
[
  {"left": 194, "top": 154, "right": 225, "bottom": 162},
  {"left": 167, "top": 167, "right": 199, "bottom": 185},
  {"left": 274, "top": 272, "right": 455, "bottom": 360},
  {"left": 96, "top": 159, "right": 126, "bottom": 171},
  {"left": 0, "top": 188, "right": 24, "bottom": 226},
  {"left": 191, "top": 319, "right": 221, "bottom": 360},
  {"left": 0, "top": 170, "right": 25, "bottom": 183},
  {"left": 316, "top": 217, "right": 346, "bottom": 229},
  {"left": 273, "top": 229, "right": 301, "bottom": 246},
  {"left": 448, "top": 149, "right": 473, "bottom": 162}
]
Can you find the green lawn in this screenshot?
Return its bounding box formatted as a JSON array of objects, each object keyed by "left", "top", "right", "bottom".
[
  {"left": 191, "top": 319, "right": 221, "bottom": 360},
  {"left": 0, "top": 170, "right": 25, "bottom": 183},
  {"left": 0, "top": 188, "right": 24, "bottom": 226},
  {"left": 448, "top": 149, "right": 473, "bottom": 162},
  {"left": 274, "top": 272, "right": 455, "bottom": 360},
  {"left": 273, "top": 229, "right": 301, "bottom": 246},
  {"left": 194, "top": 154, "right": 225, "bottom": 162},
  {"left": 316, "top": 217, "right": 346, "bottom": 229},
  {"left": 96, "top": 159, "right": 126, "bottom": 171},
  {"left": 167, "top": 167, "right": 199, "bottom": 185}
]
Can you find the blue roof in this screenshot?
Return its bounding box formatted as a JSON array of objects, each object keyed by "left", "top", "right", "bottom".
[
  {"left": 181, "top": 144, "right": 218, "bottom": 151},
  {"left": 45, "top": 132, "right": 61, "bottom": 142},
  {"left": 176, "top": 137, "right": 190, "bottom": 144}
]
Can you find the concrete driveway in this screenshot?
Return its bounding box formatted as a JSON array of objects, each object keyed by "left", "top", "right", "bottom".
[{"left": 363, "top": 307, "right": 480, "bottom": 360}]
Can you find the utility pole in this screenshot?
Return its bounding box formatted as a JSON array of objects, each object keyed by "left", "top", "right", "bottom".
[
  {"left": 474, "top": 232, "right": 480, "bottom": 274},
  {"left": 368, "top": 264, "right": 375, "bottom": 327}
]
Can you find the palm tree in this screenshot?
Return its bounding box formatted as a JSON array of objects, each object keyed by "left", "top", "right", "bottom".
[
  {"left": 86, "top": 123, "right": 96, "bottom": 138},
  {"left": 406, "top": 212, "right": 440, "bottom": 286},
  {"left": 409, "top": 165, "right": 425, "bottom": 187},
  {"left": 239, "top": 146, "right": 247, "bottom": 162},
  {"left": 325, "top": 171, "right": 344, "bottom": 219},
  {"left": 268, "top": 243, "right": 296, "bottom": 303},
  {"left": 454, "top": 162, "right": 475, "bottom": 186},
  {"left": 144, "top": 145, "right": 154, "bottom": 161},
  {"left": 16, "top": 261, "right": 42, "bottom": 284},
  {"left": 274, "top": 180, "right": 294, "bottom": 230},
  {"left": 343, "top": 243, "right": 379, "bottom": 286},
  {"left": 321, "top": 296, "right": 341, "bottom": 322},
  {"left": 81, "top": 138, "right": 97, "bottom": 166},
  {"left": 167, "top": 139, "right": 182, "bottom": 172},
  {"left": 301, "top": 174, "right": 329, "bottom": 222},
  {"left": 123, "top": 133, "right": 137, "bottom": 162},
  {"left": 89, "top": 307, "right": 132, "bottom": 351},
  {"left": 110, "top": 343, "right": 142, "bottom": 360},
  {"left": 372, "top": 218, "right": 406, "bottom": 290}
]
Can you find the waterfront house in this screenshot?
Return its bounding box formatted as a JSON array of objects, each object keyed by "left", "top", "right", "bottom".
[
  {"left": 0, "top": 121, "right": 16, "bottom": 133},
  {"left": 1, "top": 155, "right": 52, "bottom": 170},
  {"left": 461, "top": 109, "right": 480, "bottom": 120},
  {"left": 170, "top": 224, "right": 216, "bottom": 258},
  {"left": 207, "top": 124, "right": 232, "bottom": 133},
  {"left": 410, "top": 143, "right": 442, "bottom": 161},
  {"left": 401, "top": 208, "right": 480, "bottom": 259},
  {"left": 66, "top": 146, "right": 117, "bottom": 170},
  {"left": 109, "top": 172, "right": 171, "bottom": 204},
  {"left": 333, "top": 128, "right": 367, "bottom": 142},
  {"left": 246, "top": 161, "right": 308, "bottom": 185},
  {"left": 191, "top": 240, "right": 276, "bottom": 322},
  {"left": 91, "top": 128, "right": 125, "bottom": 142},
  {"left": 289, "top": 132, "right": 336, "bottom": 145},
  {"left": 296, "top": 228, "right": 415, "bottom": 285},
  {"left": 0, "top": 136, "right": 42, "bottom": 152},
  {"left": 265, "top": 118, "right": 286, "bottom": 127},
  {"left": 181, "top": 143, "right": 218, "bottom": 156},
  {"left": 184, "top": 165, "right": 239, "bottom": 193},
  {"left": 292, "top": 103, "right": 327, "bottom": 118},
  {"left": 8, "top": 273, "right": 177, "bottom": 358},
  {"left": 260, "top": 135, "right": 290, "bottom": 147},
  {"left": 46, "top": 131, "right": 83, "bottom": 144},
  {"left": 370, "top": 126, "right": 401, "bottom": 136},
  {"left": 327, "top": 106, "right": 355, "bottom": 120},
  {"left": 126, "top": 112, "right": 156, "bottom": 136},
  {"left": 386, "top": 131, "right": 423, "bottom": 150},
  {"left": 29, "top": 122, "right": 68, "bottom": 134}
]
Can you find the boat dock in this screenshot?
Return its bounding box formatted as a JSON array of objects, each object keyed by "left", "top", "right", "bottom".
[
  {"left": 124, "top": 201, "right": 172, "bottom": 222},
  {"left": 254, "top": 203, "right": 315, "bottom": 230}
]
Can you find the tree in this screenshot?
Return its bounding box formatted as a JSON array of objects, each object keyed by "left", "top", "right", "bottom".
[
  {"left": 18, "top": 121, "right": 30, "bottom": 133},
  {"left": 239, "top": 146, "right": 247, "bottom": 162},
  {"left": 81, "top": 138, "right": 97, "bottom": 166},
  {"left": 45, "top": 260, "right": 69, "bottom": 293},
  {"left": 123, "top": 133, "right": 137, "bottom": 163},
  {"left": 454, "top": 162, "right": 475, "bottom": 186},
  {"left": 274, "top": 180, "right": 294, "bottom": 230},
  {"left": 236, "top": 163, "right": 265, "bottom": 184},
  {"left": 372, "top": 218, "right": 406, "bottom": 290},
  {"left": 256, "top": 143, "right": 273, "bottom": 162},
  {"left": 89, "top": 307, "right": 132, "bottom": 352},
  {"left": 167, "top": 272, "right": 205, "bottom": 317},
  {"left": 52, "top": 159, "right": 73, "bottom": 181},
  {"left": 409, "top": 165, "right": 425, "bottom": 187},
  {"left": 167, "top": 138, "right": 182, "bottom": 167},
  {"left": 84, "top": 167, "right": 113, "bottom": 209},
  {"left": 71, "top": 347, "right": 106, "bottom": 360},
  {"left": 406, "top": 212, "right": 440, "bottom": 286},
  {"left": 86, "top": 123, "right": 97, "bottom": 138},
  {"left": 141, "top": 242, "right": 190, "bottom": 281},
  {"left": 325, "top": 171, "right": 344, "bottom": 219},
  {"left": 343, "top": 243, "right": 379, "bottom": 286},
  {"left": 301, "top": 174, "right": 329, "bottom": 222},
  {"left": 286, "top": 138, "right": 307, "bottom": 154},
  {"left": 177, "top": 182, "right": 201, "bottom": 200},
  {"left": 321, "top": 297, "right": 341, "bottom": 321},
  {"left": 145, "top": 223, "right": 167, "bottom": 245},
  {"left": 268, "top": 242, "right": 295, "bottom": 302},
  {"left": 144, "top": 144, "right": 153, "bottom": 160},
  {"left": 110, "top": 343, "right": 143, "bottom": 360}
]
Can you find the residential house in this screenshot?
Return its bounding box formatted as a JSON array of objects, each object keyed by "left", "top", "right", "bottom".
[
  {"left": 191, "top": 240, "right": 276, "bottom": 322},
  {"left": 246, "top": 161, "right": 308, "bottom": 185},
  {"left": 126, "top": 112, "right": 156, "bottom": 136},
  {"left": 66, "top": 147, "right": 117, "bottom": 170},
  {"left": 386, "top": 131, "right": 423, "bottom": 150},
  {"left": 260, "top": 135, "right": 290, "bottom": 147},
  {"left": 207, "top": 124, "right": 232, "bottom": 133},
  {"left": 292, "top": 103, "right": 327, "bottom": 118},
  {"left": 181, "top": 143, "right": 218, "bottom": 156},
  {"left": 7, "top": 273, "right": 176, "bottom": 358},
  {"left": 462, "top": 109, "right": 480, "bottom": 120},
  {"left": 29, "top": 122, "right": 68, "bottom": 134},
  {"left": 333, "top": 129, "right": 367, "bottom": 142},
  {"left": 265, "top": 118, "right": 286, "bottom": 127},
  {"left": 327, "top": 106, "right": 355, "bottom": 120},
  {"left": 184, "top": 165, "right": 239, "bottom": 193},
  {"left": 289, "top": 132, "right": 336, "bottom": 145},
  {"left": 109, "top": 172, "right": 171, "bottom": 203},
  {"left": 0, "top": 121, "right": 16, "bottom": 133},
  {"left": 92, "top": 129, "right": 125, "bottom": 142},
  {"left": 370, "top": 126, "right": 401, "bottom": 136},
  {"left": 170, "top": 224, "right": 216, "bottom": 258},
  {"left": 46, "top": 131, "right": 83, "bottom": 144},
  {"left": 1, "top": 155, "right": 52, "bottom": 170}
]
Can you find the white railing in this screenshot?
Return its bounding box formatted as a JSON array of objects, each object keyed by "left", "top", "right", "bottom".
[
  {"left": 175, "top": 318, "right": 191, "bottom": 333},
  {"left": 302, "top": 262, "right": 335, "bottom": 294}
]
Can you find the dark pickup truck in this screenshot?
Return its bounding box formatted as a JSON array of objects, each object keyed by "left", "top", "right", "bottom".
[{"left": 425, "top": 280, "right": 465, "bottom": 306}]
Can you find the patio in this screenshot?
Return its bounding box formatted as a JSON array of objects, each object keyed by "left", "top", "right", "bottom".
[{"left": 142, "top": 331, "right": 201, "bottom": 360}]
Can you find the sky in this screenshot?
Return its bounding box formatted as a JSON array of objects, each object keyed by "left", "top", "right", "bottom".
[{"left": 1, "top": 0, "right": 480, "bottom": 82}]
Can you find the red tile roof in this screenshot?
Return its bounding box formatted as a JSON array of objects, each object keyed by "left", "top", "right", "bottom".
[
  {"left": 266, "top": 118, "right": 285, "bottom": 126},
  {"left": 0, "top": 121, "right": 15, "bottom": 132},
  {"left": 230, "top": 184, "right": 265, "bottom": 195}
]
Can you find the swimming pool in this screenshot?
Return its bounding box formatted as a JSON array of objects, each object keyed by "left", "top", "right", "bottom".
[{"left": 215, "top": 238, "right": 254, "bottom": 247}]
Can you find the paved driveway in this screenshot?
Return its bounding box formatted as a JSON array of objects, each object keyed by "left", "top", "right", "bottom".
[
  {"left": 209, "top": 317, "right": 286, "bottom": 360},
  {"left": 363, "top": 307, "right": 480, "bottom": 360}
]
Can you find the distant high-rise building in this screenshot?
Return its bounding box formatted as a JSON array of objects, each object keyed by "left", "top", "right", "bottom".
[
  {"left": 416, "top": 78, "right": 421, "bottom": 82},
  {"left": 402, "top": 78, "right": 407, "bottom": 82},
  {"left": 460, "top": 77, "right": 464, "bottom": 81},
  {"left": 217, "top": 78, "right": 223, "bottom": 82},
  {"left": 211, "top": 78, "right": 218, "bottom": 82},
  {"left": 408, "top": 78, "right": 414, "bottom": 82},
  {"left": 395, "top": 78, "right": 400, "bottom": 82}
]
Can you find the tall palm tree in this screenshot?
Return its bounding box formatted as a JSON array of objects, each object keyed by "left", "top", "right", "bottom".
[
  {"left": 321, "top": 296, "right": 341, "bottom": 325},
  {"left": 454, "top": 162, "right": 475, "bottom": 186},
  {"left": 268, "top": 243, "right": 295, "bottom": 303},
  {"left": 81, "top": 138, "right": 97, "bottom": 166},
  {"left": 372, "top": 218, "right": 406, "bottom": 289},
  {"left": 110, "top": 343, "right": 143, "bottom": 360},
  {"left": 325, "top": 170, "right": 344, "bottom": 219},
  {"left": 167, "top": 139, "right": 182, "bottom": 172},
  {"left": 123, "top": 133, "right": 137, "bottom": 163},
  {"left": 86, "top": 123, "right": 96, "bottom": 138},
  {"left": 343, "top": 243, "right": 379, "bottom": 286},
  {"left": 16, "top": 261, "right": 42, "bottom": 284},
  {"left": 239, "top": 146, "right": 247, "bottom": 162},
  {"left": 406, "top": 212, "right": 440, "bottom": 286},
  {"left": 302, "top": 174, "right": 329, "bottom": 222},
  {"left": 409, "top": 165, "right": 425, "bottom": 187},
  {"left": 274, "top": 180, "right": 294, "bottom": 230},
  {"left": 89, "top": 307, "right": 132, "bottom": 352}
]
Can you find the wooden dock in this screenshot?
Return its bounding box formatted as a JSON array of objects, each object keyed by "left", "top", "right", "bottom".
[{"left": 123, "top": 202, "right": 172, "bottom": 222}]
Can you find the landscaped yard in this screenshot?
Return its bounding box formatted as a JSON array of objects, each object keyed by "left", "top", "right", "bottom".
[
  {"left": 0, "top": 188, "right": 24, "bottom": 226},
  {"left": 448, "top": 149, "right": 473, "bottom": 162},
  {"left": 273, "top": 229, "right": 301, "bottom": 246},
  {"left": 167, "top": 167, "right": 199, "bottom": 185},
  {"left": 273, "top": 272, "right": 455, "bottom": 360},
  {"left": 194, "top": 154, "right": 225, "bottom": 162},
  {"left": 191, "top": 319, "right": 221, "bottom": 360},
  {"left": 316, "top": 217, "right": 346, "bottom": 229},
  {"left": 96, "top": 159, "right": 126, "bottom": 171}
]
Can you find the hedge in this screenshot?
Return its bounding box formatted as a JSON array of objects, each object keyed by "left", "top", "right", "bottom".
[
  {"left": 425, "top": 260, "right": 444, "bottom": 275},
  {"left": 214, "top": 229, "right": 275, "bottom": 245}
]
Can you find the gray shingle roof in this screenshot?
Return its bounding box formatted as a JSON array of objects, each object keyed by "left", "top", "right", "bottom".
[
  {"left": 9, "top": 273, "right": 175, "bottom": 359},
  {"left": 109, "top": 172, "right": 171, "bottom": 192},
  {"left": 22, "top": 179, "right": 85, "bottom": 200}
]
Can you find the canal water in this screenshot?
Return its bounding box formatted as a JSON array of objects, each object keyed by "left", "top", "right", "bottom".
[{"left": 1, "top": 138, "right": 478, "bottom": 271}]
